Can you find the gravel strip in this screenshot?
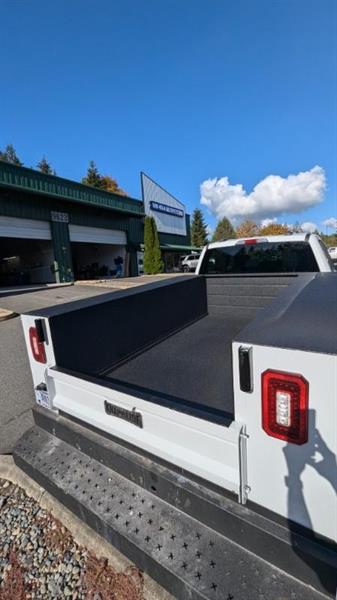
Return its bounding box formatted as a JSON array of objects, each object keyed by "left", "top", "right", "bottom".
[{"left": 0, "top": 478, "right": 144, "bottom": 600}]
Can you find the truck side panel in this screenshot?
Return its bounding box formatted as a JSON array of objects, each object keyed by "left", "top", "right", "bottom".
[{"left": 233, "top": 342, "right": 337, "bottom": 543}]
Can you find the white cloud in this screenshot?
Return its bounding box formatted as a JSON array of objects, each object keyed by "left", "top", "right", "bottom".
[
  {"left": 200, "top": 166, "right": 326, "bottom": 221},
  {"left": 300, "top": 222, "right": 318, "bottom": 233},
  {"left": 322, "top": 217, "right": 337, "bottom": 229},
  {"left": 260, "top": 217, "right": 277, "bottom": 228}
]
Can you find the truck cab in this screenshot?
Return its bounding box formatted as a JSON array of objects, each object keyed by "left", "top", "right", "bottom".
[{"left": 196, "top": 233, "right": 334, "bottom": 275}]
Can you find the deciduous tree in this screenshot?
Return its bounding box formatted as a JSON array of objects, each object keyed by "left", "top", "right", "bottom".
[
  {"left": 81, "top": 162, "right": 126, "bottom": 195},
  {"left": 212, "top": 217, "right": 236, "bottom": 242},
  {"left": 236, "top": 220, "right": 260, "bottom": 238},
  {"left": 259, "top": 223, "right": 290, "bottom": 236},
  {"left": 100, "top": 175, "right": 127, "bottom": 196},
  {"left": 191, "top": 208, "right": 208, "bottom": 247}
]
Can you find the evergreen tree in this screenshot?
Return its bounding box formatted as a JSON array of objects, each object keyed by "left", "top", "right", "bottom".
[
  {"left": 212, "top": 217, "right": 236, "bottom": 242},
  {"left": 0, "top": 144, "right": 23, "bottom": 165},
  {"left": 143, "top": 216, "right": 155, "bottom": 274},
  {"left": 191, "top": 208, "right": 208, "bottom": 247},
  {"left": 81, "top": 160, "right": 102, "bottom": 188},
  {"left": 37, "top": 156, "right": 54, "bottom": 175},
  {"left": 151, "top": 217, "right": 164, "bottom": 273},
  {"left": 143, "top": 216, "right": 164, "bottom": 274}
]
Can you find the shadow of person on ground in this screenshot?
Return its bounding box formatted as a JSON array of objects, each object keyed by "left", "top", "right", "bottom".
[{"left": 283, "top": 409, "right": 337, "bottom": 597}]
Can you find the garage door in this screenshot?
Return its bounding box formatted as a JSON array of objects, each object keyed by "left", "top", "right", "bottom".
[
  {"left": 69, "top": 224, "right": 127, "bottom": 245},
  {"left": 0, "top": 216, "right": 51, "bottom": 240}
]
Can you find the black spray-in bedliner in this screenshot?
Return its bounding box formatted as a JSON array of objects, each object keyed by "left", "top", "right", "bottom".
[
  {"left": 100, "top": 275, "right": 297, "bottom": 422},
  {"left": 42, "top": 274, "right": 303, "bottom": 424},
  {"left": 47, "top": 276, "right": 207, "bottom": 375},
  {"left": 105, "top": 313, "right": 249, "bottom": 420}
]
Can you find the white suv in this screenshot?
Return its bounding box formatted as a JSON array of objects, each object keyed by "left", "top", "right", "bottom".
[
  {"left": 328, "top": 247, "right": 337, "bottom": 262},
  {"left": 181, "top": 254, "right": 200, "bottom": 272}
]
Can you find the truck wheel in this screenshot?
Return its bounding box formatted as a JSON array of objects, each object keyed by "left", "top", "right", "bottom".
[{"left": 183, "top": 265, "right": 190, "bottom": 272}]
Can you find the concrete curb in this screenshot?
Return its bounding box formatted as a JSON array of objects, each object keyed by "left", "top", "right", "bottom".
[
  {"left": 0, "top": 455, "right": 173, "bottom": 600},
  {"left": 0, "top": 308, "right": 18, "bottom": 322}
]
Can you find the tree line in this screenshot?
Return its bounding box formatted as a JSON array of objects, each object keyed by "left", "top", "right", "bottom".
[
  {"left": 0, "top": 144, "right": 126, "bottom": 195},
  {"left": 190, "top": 208, "right": 337, "bottom": 248},
  {"left": 1, "top": 144, "right": 335, "bottom": 248}
]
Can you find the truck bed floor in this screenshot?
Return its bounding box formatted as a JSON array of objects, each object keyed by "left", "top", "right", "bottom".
[{"left": 104, "top": 313, "right": 250, "bottom": 422}]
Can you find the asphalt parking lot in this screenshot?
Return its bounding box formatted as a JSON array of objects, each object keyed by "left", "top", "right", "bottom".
[{"left": 0, "top": 284, "right": 120, "bottom": 454}]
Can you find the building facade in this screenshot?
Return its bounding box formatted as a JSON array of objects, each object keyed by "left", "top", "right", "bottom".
[
  {"left": 140, "top": 172, "right": 198, "bottom": 272},
  {"left": 0, "top": 162, "right": 197, "bottom": 285}
]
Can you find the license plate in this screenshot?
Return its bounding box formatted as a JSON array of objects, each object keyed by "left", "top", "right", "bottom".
[{"left": 35, "top": 389, "right": 51, "bottom": 409}]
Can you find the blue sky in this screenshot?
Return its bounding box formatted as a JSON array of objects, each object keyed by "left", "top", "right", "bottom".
[{"left": 1, "top": 0, "right": 336, "bottom": 232}]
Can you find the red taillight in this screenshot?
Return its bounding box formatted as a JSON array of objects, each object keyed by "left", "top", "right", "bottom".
[
  {"left": 261, "top": 370, "right": 308, "bottom": 445},
  {"left": 236, "top": 238, "right": 268, "bottom": 245},
  {"left": 29, "top": 327, "right": 46, "bottom": 364}
]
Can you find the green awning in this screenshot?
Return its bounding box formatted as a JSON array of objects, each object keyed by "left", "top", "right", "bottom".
[
  {"left": 159, "top": 244, "right": 201, "bottom": 252},
  {"left": 139, "top": 244, "right": 201, "bottom": 252}
]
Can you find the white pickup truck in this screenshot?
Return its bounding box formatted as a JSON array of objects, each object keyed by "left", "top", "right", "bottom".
[{"left": 15, "top": 233, "right": 337, "bottom": 599}]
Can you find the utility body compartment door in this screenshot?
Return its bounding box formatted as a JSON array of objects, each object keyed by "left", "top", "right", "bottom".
[{"left": 233, "top": 342, "right": 337, "bottom": 544}]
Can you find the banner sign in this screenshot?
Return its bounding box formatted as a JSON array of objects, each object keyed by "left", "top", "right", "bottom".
[{"left": 150, "top": 201, "right": 184, "bottom": 218}]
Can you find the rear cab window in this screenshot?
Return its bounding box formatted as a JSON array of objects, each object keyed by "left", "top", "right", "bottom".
[{"left": 199, "top": 241, "right": 319, "bottom": 274}]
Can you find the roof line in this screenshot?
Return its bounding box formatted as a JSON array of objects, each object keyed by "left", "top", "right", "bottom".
[
  {"left": 0, "top": 160, "right": 141, "bottom": 204},
  {"left": 140, "top": 171, "right": 185, "bottom": 209},
  {"left": 0, "top": 161, "right": 144, "bottom": 216}
]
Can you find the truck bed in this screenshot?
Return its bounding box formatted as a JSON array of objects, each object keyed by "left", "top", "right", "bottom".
[
  {"left": 100, "top": 274, "right": 299, "bottom": 423},
  {"left": 35, "top": 274, "right": 301, "bottom": 425},
  {"left": 105, "top": 313, "right": 249, "bottom": 422}
]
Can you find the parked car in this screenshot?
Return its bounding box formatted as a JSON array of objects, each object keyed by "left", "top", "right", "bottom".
[
  {"left": 180, "top": 253, "right": 200, "bottom": 272},
  {"left": 328, "top": 246, "right": 337, "bottom": 262},
  {"left": 17, "top": 232, "right": 337, "bottom": 599}
]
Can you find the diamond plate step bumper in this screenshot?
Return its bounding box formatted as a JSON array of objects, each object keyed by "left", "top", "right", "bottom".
[{"left": 14, "top": 420, "right": 333, "bottom": 600}]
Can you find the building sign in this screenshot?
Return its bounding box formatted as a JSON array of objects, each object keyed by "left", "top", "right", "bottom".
[
  {"left": 141, "top": 172, "right": 187, "bottom": 236},
  {"left": 51, "top": 211, "right": 69, "bottom": 223},
  {"left": 149, "top": 201, "right": 184, "bottom": 218}
]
